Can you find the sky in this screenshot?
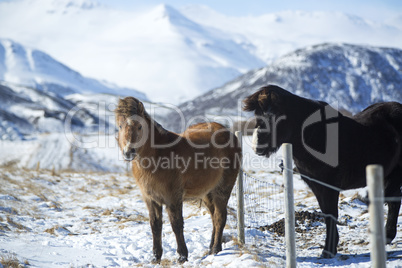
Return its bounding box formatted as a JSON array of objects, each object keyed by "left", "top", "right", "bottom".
[{"left": 95, "top": 0, "right": 402, "bottom": 21}]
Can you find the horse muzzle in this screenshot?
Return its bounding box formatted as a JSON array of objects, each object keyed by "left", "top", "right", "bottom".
[
  {"left": 255, "top": 145, "right": 270, "bottom": 156},
  {"left": 252, "top": 128, "right": 270, "bottom": 156},
  {"left": 123, "top": 147, "right": 137, "bottom": 161}
]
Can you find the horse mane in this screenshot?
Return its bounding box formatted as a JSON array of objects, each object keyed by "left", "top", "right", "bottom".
[
  {"left": 115, "top": 97, "right": 142, "bottom": 118},
  {"left": 243, "top": 90, "right": 261, "bottom": 112},
  {"left": 115, "top": 97, "right": 168, "bottom": 135},
  {"left": 243, "top": 85, "right": 293, "bottom": 112}
]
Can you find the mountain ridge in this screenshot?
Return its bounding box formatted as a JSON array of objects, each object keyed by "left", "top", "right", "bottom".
[
  {"left": 165, "top": 43, "right": 402, "bottom": 132},
  {"left": 0, "top": 38, "right": 148, "bottom": 99},
  {"left": 3, "top": 1, "right": 400, "bottom": 103}
]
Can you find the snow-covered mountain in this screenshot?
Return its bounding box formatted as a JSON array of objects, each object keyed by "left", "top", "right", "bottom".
[
  {"left": 0, "top": 39, "right": 147, "bottom": 99},
  {"left": 0, "top": 38, "right": 151, "bottom": 141},
  {"left": 0, "top": 1, "right": 265, "bottom": 103},
  {"left": 180, "top": 5, "right": 402, "bottom": 63},
  {"left": 1, "top": 0, "right": 401, "bottom": 104},
  {"left": 165, "top": 43, "right": 402, "bottom": 132}
]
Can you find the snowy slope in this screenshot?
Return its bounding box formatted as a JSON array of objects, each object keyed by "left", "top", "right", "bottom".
[
  {"left": 0, "top": 1, "right": 264, "bottom": 103},
  {"left": 165, "top": 43, "right": 402, "bottom": 131},
  {"left": 0, "top": 80, "right": 181, "bottom": 170},
  {"left": 0, "top": 82, "right": 97, "bottom": 140},
  {"left": 180, "top": 5, "right": 402, "bottom": 63},
  {"left": 0, "top": 38, "right": 151, "bottom": 143},
  {"left": 0, "top": 39, "right": 148, "bottom": 99},
  {"left": 0, "top": 137, "right": 402, "bottom": 267}
]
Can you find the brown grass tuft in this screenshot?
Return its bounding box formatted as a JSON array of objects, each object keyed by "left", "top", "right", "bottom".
[
  {"left": 0, "top": 254, "right": 20, "bottom": 268},
  {"left": 101, "top": 209, "right": 113, "bottom": 216},
  {"left": 0, "top": 223, "right": 11, "bottom": 232},
  {"left": 159, "top": 258, "right": 174, "bottom": 267},
  {"left": 6, "top": 217, "right": 30, "bottom": 232},
  {"left": 44, "top": 225, "right": 72, "bottom": 236},
  {"left": 0, "top": 160, "right": 19, "bottom": 171}
]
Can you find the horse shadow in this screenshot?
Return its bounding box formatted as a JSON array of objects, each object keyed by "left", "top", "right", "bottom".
[{"left": 298, "top": 250, "right": 402, "bottom": 266}]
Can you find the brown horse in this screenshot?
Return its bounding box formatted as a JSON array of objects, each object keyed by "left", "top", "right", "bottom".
[{"left": 115, "top": 97, "right": 241, "bottom": 263}]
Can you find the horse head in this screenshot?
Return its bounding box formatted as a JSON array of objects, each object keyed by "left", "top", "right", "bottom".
[
  {"left": 243, "top": 85, "right": 293, "bottom": 158},
  {"left": 115, "top": 97, "right": 149, "bottom": 161}
]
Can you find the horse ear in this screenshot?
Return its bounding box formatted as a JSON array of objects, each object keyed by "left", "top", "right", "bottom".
[{"left": 137, "top": 101, "right": 144, "bottom": 115}]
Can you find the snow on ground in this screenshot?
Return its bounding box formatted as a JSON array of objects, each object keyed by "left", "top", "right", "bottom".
[
  {"left": 0, "top": 136, "right": 402, "bottom": 267},
  {"left": 0, "top": 133, "right": 125, "bottom": 172}
]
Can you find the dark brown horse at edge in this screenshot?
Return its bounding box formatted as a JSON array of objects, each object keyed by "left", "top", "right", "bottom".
[
  {"left": 244, "top": 85, "right": 402, "bottom": 258},
  {"left": 115, "top": 97, "right": 241, "bottom": 263}
]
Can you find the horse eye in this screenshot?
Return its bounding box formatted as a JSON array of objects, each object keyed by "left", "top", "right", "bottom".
[
  {"left": 119, "top": 125, "right": 122, "bottom": 130},
  {"left": 138, "top": 125, "right": 142, "bottom": 130}
]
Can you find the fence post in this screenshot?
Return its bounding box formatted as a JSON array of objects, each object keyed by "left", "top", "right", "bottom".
[
  {"left": 283, "top": 143, "right": 296, "bottom": 268},
  {"left": 366, "top": 165, "right": 386, "bottom": 268},
  {"left": 235, "top": 131, "right": 245, "bottom": 245}
]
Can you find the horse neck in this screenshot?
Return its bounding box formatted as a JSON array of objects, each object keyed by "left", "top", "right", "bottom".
[
  {"left": 288, "top": 98, "right": 340, "bottom": 170},
  {"left": 286, "top": 98, "right": 326, "bottom": 159},
  {"left": 136, "top": 112, "right": 176, "bottom": 157}
]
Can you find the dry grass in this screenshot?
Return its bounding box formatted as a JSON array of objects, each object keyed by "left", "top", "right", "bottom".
[
  {"left": 159, "top": 259, "right": 175, "bottom": 267},
  {"left": 0, "top": 254, "right": 20, "bottom": 268},
  {"left": 231, "top": 236, "right": 245, "bottom": 250},
  {"left": 0, "top": 253, "right": 29, "bottom": 268},
  {"left": 229, "top": 236, "right": 264, "bottom": 266},
  {"left": 2, "top": 171, "right": 56, "bottom": 201},
  {"left": 6, "top": 216, "right": 30, "bottom": 232},
  {"left": 0, "top": 222, "right": 11, "bottom": 232},
  {"left": 44, "top": 225, "right": 72, "bottom": 236},
  {"left": 0, "top": 160, "right": 19, "bottom": 171},
  {"left": 101, "top": 209, "right": 113, "bottom": 216},
  {"left": 82, "top": 206, "right": 96, "bottom": 210},
  {"left": 118, "top": 213, "right": 149, "bottom": 225}
]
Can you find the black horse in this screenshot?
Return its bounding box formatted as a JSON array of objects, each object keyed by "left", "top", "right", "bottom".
[{"left": 244, "top": 85, "right": 402, "bottom": 258}]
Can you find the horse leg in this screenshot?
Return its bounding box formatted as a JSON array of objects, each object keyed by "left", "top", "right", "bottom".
[
  {"left": 203, "top": 193, "right": 216, "bottom": 252},
  {"left": 207, "top": 166, "right": 238, "bottom": 254},
  {"left": 166, "top": 201, "right": 188, "bottom": 263},
  {"left": 384, "top": 168, "right": 402, "bottom": 244},
  {"left": 145, "top": 199, "right": 163, "bottom": 263},
  {"left": 209, "top": 189, "right": 231, "bottom": 255},
  {"left": 311, "top": 185, "right": 339, "bottom": 258}
]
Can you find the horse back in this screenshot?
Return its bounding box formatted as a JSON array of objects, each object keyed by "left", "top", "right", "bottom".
[
  {"left": 298, "top": 101, "right": 402, "bottom": 189},
  {"left": 344, "top": 102, "right": 402, "bottom": 180},
  {"left": 181, "top": 122, "right": 236, "bottom": 147},
  {"left": 353, "top": 102, "right": 402, "bottom": 132},
  {"left": 178, "top": 122, "right": 241, "bottom": 198}
]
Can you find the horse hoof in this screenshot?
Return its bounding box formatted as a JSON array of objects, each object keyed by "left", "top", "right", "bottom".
[
  {"left": 209, "top": 247, "right": 222, "bottom": 255},
  {"left": 151, "top": 257, "right": 161, "bottom": 264},
  {"left": 321, "top": 250, "right": 336, "bottom": 258},
  {"left": 178, "top": 256, "right": 188, "bottom": 263}
]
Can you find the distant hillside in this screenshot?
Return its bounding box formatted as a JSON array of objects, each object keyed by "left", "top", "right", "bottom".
[
  {"left": 0, "top": 38, "right": 150, "bottom": 140},
  {"left": 0, "top": 38, "right": 148, "bottom": 99},
  {"left": 0, "top": 81, "right": 174, "bottom": 141},
  {"left": 165, "top": 43, "right": 402, "bottom": 132}
]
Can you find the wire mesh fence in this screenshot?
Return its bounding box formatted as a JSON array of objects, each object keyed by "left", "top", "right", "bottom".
[
  {"left": 225, "top": 157, "right": 395, "bottom": 267},
  {"left": 227, "top": 170, "right": 285, "bottom": 245}
]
